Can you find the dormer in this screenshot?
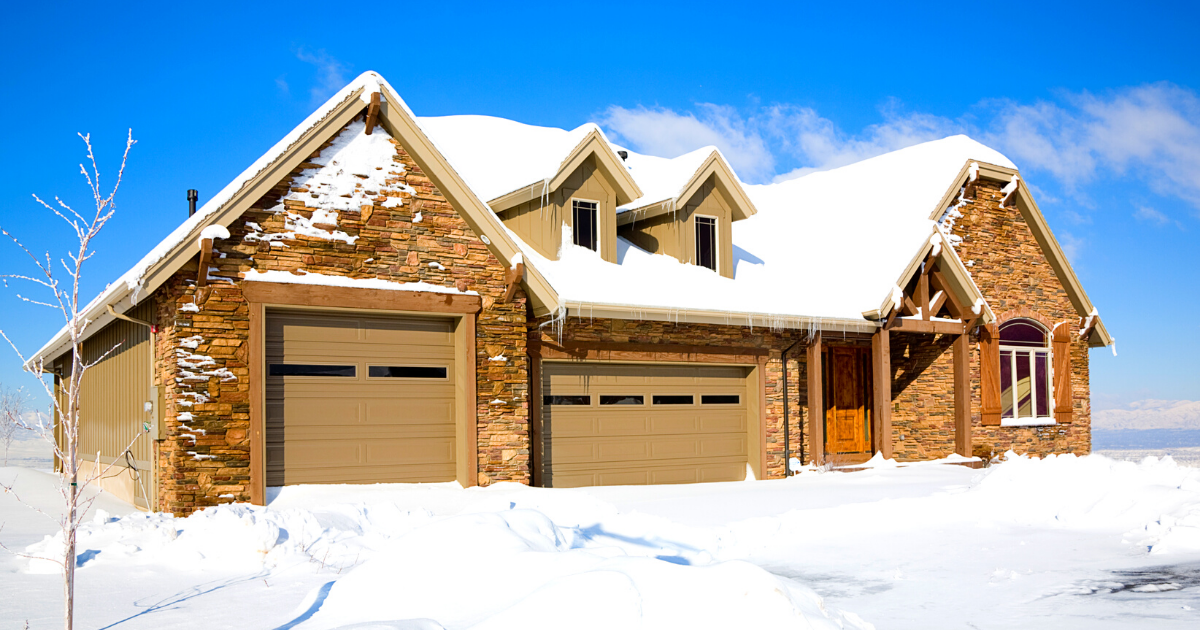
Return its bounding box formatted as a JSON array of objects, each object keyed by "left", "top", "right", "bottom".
[
  {"left": 487, "top": 127, "right": 641, "bottom": 263},
  {"left": 617, "top": 150, "right": 756, "bottom": 278}
]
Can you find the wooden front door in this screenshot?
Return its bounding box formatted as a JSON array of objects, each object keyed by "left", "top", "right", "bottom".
[{"left": 824, "top": 347, "right": 873, "bottom": 455}]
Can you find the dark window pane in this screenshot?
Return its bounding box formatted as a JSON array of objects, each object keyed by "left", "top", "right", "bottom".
[
  {"left": 369, "top": 366, "right": 447, "bottom": 379},
  {"left": 1015, "top": 351, "right": 1033, "bottom": 418},
  {"left": 1000, "top": 350, "right": 1013, "bottom": 418},
  {"left": 544, "top": 395, "right": 591, "bottom": 405},
  {"left": 269, "top": 364, "right": 356, "bottom": 377},
  {"left": 600, "top": 395, "right": 644, "bottom": 405},
  {"left": 1000, "top": 319, "right": 1047, "bottom": 347},
  {"left": 701, "top": 395, "right": 740, "bottom": 405},
  {"left": 653, "top": 395, "right": 694, "bottom": 405},
  {"left": 572, "top": 200, "right": 598, "bottom": 251},
  {"left": 1035, "top": 353, "right": 1049, "bottom": 417},
  {"left": 696, "top": 216, "right": 716, "bottom": 271}
]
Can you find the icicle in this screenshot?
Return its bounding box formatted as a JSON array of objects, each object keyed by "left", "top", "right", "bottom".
[{"left": 1110, "top": 339, "right": 1118, "bottom": 357}]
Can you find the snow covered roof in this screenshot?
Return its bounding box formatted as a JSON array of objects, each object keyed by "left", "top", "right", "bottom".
[{"left": 516, "top": 135, "right": 1014, "bottom": 325}]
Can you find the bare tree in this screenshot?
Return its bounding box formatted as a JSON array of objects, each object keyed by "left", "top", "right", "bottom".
[
  {"left": 0, "top": 385, "right": 29, "bottom": 466},
  {"left": 0, "top": 130, "right": 140, "bottom": 630}
]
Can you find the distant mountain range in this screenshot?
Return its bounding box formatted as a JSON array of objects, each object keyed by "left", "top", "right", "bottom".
[{"left": 1093, "top": 399, "right": 1200, "bottom": 431}]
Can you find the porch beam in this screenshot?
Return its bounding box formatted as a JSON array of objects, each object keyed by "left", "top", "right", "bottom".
[
  {"left": 871, "top": 328, "right": 892, "bottom": 459},
  {"left": 917, "top": 267, "right": 930, "bottom": 320},
  {"left": 806, "top": 332, "right": 824, "bottom": 465},
  {"left": 953, "top": 332, "right": 972, "bottom": 458},
  {"left": 889, "top": 318, "right": 966, "bottom": 335}
]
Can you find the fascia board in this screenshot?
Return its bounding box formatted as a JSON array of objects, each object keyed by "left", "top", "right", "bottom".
[
  {"left": 616, "top": 200, "right": 675, "bottom": 225},
  {"left": 1012, "top": 179, "right": 1112, "bottom": 348},
  {"left": 563, "top": 301, "right": 878, "bottom": 333},
  {"left": 548, "top": 132, "right": 643, "bottom": 206},
  {"left": 488, "top": 181, "right": 545, "bottom": 213}
]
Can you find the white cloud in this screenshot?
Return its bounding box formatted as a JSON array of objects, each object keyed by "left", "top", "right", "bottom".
[
  {"left": 599, "top": 104, "right": 775, "bottom": 182},
  {"left": 599, "top": 84, "right": 1200, "bottom": 211},
  {"left": 985, "top": 84, "right": 1200, "bottom": 207},
  {"left": 296, "top": 48, "right": 350, "bottom": 106},
  {"left": 1134, "top": 205, "right": 1184, "bottom": 229}
]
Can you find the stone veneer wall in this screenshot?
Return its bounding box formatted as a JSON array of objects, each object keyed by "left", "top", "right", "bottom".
[
  {"left": 152, "top": 118, "right": 529, "bottom": 514},
  {"left": 889, "top": 178, "right": 1092, "bottom": 461}
]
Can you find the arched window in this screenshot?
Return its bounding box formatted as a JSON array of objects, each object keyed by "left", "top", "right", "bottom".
[{"left": 999, "top": 318, "right": 1053, "bottom": 423}]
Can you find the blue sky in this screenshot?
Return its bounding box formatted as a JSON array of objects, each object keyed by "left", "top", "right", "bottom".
[{"left": 1, "top": 1, "right": 1198, "bottom": 412}]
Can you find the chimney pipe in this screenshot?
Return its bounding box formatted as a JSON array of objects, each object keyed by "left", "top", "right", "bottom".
[{"left": 187, "top": 189, "right": 198, "bottom": 217}]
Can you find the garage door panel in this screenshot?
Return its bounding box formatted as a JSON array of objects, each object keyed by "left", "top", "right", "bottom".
[
  {"left": 543, "top": 362, "right": 750, "bottom": 487},
  {"left": 366, "top": 437, "right": 455, "bottom": 463},
  {"left": 266, "top": 310, "right": 457, "bottom": 486}
]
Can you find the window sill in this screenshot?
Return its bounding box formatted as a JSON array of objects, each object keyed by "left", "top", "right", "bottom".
[{"left": 1000, "top": 418, "right": 1057, "bottom": 427}]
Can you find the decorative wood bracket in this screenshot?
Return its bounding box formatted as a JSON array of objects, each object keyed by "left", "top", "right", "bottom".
[
  {"left": 500, "top": 262, "right": 525, "bottom": 304},
  {"left": 364, "top": 92, "right": 381, "bottom": 135},
  {"left": 196, "top": 238, "right": 214, "bottom": 288}
]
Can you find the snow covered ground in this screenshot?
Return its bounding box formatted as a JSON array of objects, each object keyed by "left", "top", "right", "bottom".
[{"left": 3, "top": 453, "right": 1200, "bottom": 629}]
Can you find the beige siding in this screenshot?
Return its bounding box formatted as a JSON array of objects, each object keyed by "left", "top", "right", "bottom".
[
  {"left": 73, "top": 301, "right": 155, "bottom": 463},
  {"left": 498, "top": 155, "right": 619, "bottom": 262},
  {"left": 620, "top": 176, "right": 735, "bottom": 277}
]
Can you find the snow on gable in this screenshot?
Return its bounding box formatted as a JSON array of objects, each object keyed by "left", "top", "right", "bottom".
[
  {"left": 617, "top": 146, "right": 717, "bottom": 211},
  {"left": 417, "top": 115, "right": 602, "bottom": 202}
]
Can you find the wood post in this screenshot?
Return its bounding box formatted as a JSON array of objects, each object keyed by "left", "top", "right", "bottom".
[
  {"left": 871, "top": 328, "right": 892, "bottom": 459},
  {"left": 979, "top": 323, "right": 1002, "bottom": 426},
  {"left": 806, "top": 332, "right": 824, "bottom": 465},
  {"left": 364, "top": 92, "right": 380, "bottom": 134},
  {"left": 953, "top": 332, "right": 972, "bottom": 457}
]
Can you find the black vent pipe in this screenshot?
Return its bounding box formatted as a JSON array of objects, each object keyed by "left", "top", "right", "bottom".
[{"left": 187, "top": 189, "right": 198, "bottom": 217}]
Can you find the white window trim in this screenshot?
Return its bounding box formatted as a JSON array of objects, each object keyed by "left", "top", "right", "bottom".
[
  {"left": 570, "top": 198, "right": 600, "bottom": 252},
  {"left": 694, "top": 213, "right": 719, "bottom": 272},
  {"left": 999, "top": 341, "right": 1056, "bottom": 427}
]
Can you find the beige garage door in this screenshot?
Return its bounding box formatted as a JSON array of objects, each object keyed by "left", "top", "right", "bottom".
[
  {"left": 542, "top": 363, "right": 749, "bottom": 488},
  {"left": 266, "top": 310, "right": 456, "bottom": 485}
]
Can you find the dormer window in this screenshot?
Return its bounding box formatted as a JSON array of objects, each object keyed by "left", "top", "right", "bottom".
[
  {"left": 572, "top": 199, "right": 598, "bottom": 251},
  {"left": 695, "top": 215, "right": 717, "bottom": 271}
]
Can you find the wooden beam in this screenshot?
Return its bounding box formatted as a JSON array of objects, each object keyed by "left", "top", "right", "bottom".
[
  {"left": 500, "top": 262, "right": 524, "bottom": 304},
  {"left": 196, "top": 238, "right": 213, "bottom": 288},
  {"left": 239, "top": 281, "right": 482, "bottom": 314},
  {"left": 883, "top": 307, "right": 899, "bottom": 330},
  {"left": 889, "top": 318, "right": 966, "bottom": 335},
  {"left": 871, "top": 328, "right": 892, "bottom": 459},
  {"left": 929, "top": 268, "right": 966, "bottom": 319},
  {"left": 364, "top": 92, "right": 380, "bottom": 135},
  {"left": 917, "top": 267, "right": 930, "bottom": 320},
  {"left": 953, "top": 332, "right": 972, "bottom": 458},
  {"left": 901, "top": 295, "right": 920, "bottom": 317},
  {"left": 928, "top": 291, "right": 948, "bottom": 318},
  {"left": 806, "top": 332, "right": 824, "bottom": 465}
]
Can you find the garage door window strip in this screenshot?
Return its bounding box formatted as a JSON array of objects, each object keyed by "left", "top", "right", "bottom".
[
  {"left": 652, "top": 395, "right": 694, "bottom": 405},
  {"left": 268, "top": 364, "right": 356, "bottom": 377},
  {"left": 368, "top": 365, "right": 449, "bottom": 379},
  {"left": 701, "top": 395, "right": 740, "bottom": 404},
  {"left": 600, "top": 395, "right": 644, "bottom": 405},
  {"left": 545, "top": 395, "right": 591, "bottom": 405}
]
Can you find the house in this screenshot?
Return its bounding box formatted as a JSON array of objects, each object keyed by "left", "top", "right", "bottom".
[{"left": 28, "top": 72, "right": 1113, "bottom": 513}]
